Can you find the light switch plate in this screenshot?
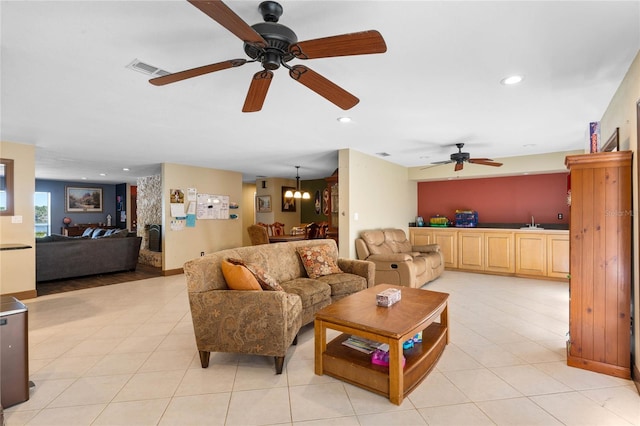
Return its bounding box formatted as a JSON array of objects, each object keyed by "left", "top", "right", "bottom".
[{"left": 11, "top": 215, "right": 22, "bottom": 223}]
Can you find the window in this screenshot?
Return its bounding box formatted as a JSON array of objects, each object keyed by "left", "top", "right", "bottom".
[{"left": 35, "top": 192, "right": 51, "bottom": 238}]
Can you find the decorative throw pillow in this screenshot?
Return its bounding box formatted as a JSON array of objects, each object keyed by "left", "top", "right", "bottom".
[
  {"left": 296, "top": 245, "right": 342, "bottom": 279},
  {"left": 221, "top": 260, "right": 262, "bottom": 291},
  {"left": 226, "top": 258, "right": 284, "bottom": 291},
  {"left": 81, "top": 227, "right": 95, "bottom": 237}
]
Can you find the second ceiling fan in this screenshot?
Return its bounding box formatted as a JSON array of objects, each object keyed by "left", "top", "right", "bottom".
[
  {"left": 150, "top": 0, "right": 387, "bottom": 112},
  {"left": 431, "top": 143, "right": 503, "bottom": 171}
]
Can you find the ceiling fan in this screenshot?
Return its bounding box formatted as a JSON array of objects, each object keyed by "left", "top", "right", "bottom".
[
  {"left": 149, "top": 0, "right": 387, "bottom": 112},
  {"left": 431, "top": 143, "right": 503, "bottom": 172}
]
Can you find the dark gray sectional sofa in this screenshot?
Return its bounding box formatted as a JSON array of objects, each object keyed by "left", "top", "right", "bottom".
[{"left": 36, "top": 229, "right": 142, "bottom": 282}]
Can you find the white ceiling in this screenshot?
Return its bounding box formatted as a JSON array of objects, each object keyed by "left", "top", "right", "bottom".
[{"left": 2, "top": 1, "right": 639, "bottom": 184}]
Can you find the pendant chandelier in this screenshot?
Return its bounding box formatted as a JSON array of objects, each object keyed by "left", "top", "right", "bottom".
[{"left": 285, "top": 166, "right": 310, "bottom": 199}]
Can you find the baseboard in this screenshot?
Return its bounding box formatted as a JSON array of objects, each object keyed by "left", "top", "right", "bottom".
[
  {"left": 1, "top": 289, "right": 38, "bottom": 301},
  {"left": 633, "top": 362, "right": 640, "bottom": 395},
  {"left": 162, "top": 268, "right": 184, "bottom": 276}
]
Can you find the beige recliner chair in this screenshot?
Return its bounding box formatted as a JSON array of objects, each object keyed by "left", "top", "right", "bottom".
[{"left": 355, "top": 228, "right": 444, "bottom": 288}]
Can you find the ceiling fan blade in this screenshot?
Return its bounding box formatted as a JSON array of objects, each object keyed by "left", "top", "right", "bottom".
[
  {"left": 290, "top": 30, "right": 387, "bottom": 59},
  {"left": 187, "top": 0, "right": 266, "bottom": 47},
  {"left": 242, "top": 70, "right": 273, "bottom": 112},
  {"left": 454, "top": 162, "right": 464, "bottom": 172},
  {"left": 149, "top": 59, "right": 247, "bottom": 86},
  {"left": 289, "top": 65, "right": 359, "bottom": 110},
  {"left": 469, "top": 159, "right": 503, "bottom": 167}
]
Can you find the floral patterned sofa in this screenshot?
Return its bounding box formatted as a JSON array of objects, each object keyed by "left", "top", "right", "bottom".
[{"left": 183, "top": 238, "right": 375, "bottom": 374}]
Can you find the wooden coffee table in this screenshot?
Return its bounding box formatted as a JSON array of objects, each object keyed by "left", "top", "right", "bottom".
[{"left": 314, "top": 284, "right": 449, "bottom": 405}]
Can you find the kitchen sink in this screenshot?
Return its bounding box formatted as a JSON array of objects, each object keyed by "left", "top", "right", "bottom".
[{"left": 520, "top": 226, "right": 544, "bottom": 230}]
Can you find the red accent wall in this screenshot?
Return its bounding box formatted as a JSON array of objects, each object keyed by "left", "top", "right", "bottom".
[{"left": 417, "top": 173, "right": 569, "bottom": 225}]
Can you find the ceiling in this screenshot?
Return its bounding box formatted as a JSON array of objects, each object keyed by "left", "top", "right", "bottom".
[{"left": 2, "top": 1, "right": 639, "bottom": 184}]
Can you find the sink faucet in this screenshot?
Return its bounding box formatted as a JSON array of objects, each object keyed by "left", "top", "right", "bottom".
[{"left": 531, "top": 216, "right": 535, "bottom": 227}]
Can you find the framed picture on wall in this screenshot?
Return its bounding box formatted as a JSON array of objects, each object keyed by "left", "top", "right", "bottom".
[
  {"left": 600, "top": 127, "right": 619, "bottom": 152},
  {"left": 256, "top": 195, "right": 272, "bottom": 213},
  {"left": 66, "top": 187, "right": 103, "bottom": 212},
  {"left": 282, "top": 186, "right": 296, "bottom": 212}
]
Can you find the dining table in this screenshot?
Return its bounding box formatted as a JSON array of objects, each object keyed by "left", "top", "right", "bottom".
[{"left": 269, "top": 234, "right": 307, "bottom": 243}]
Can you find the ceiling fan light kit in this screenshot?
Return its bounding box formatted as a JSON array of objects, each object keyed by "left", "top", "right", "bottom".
[{"left": 149, "top": 0, "right": 387, "bottom": 112}]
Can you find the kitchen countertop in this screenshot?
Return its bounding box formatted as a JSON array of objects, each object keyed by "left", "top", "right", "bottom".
[{"left": 411, "top": 223, "right": 569, "bottom": 231}]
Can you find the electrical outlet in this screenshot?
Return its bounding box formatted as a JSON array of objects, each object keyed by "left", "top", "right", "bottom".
[
  {"left": 201, "top": 252, "right": 205, "bottom": 256},
  {"left": 558, "top": 213, "right": 563, "bottom": 220}
]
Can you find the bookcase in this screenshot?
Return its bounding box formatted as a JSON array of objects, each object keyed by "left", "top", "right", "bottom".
[{"left": 565, "top": 151, "right": 632, "bottom": 379}]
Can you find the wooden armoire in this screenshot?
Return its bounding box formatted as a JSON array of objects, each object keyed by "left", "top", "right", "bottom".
[{"left": 565, "top": 151, "right": 632, "bottom": 379}]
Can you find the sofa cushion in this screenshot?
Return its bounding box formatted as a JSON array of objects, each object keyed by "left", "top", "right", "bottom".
[
  {"left": 221, "top": 260, "right": 262, "bottom": 291},
  {"left": 227, "top": 258, "right": 284, "bottom": 292},
  {"left": 81, "top": 227, "right": 95, "bottom": 237},
  {"left": 91, "top": 228, "right": 106, "bottom": 238},
  {"left": 360, "top": 230, "right": 393, "bottom": 255},
  {"left": 296, "top": 245, "right": 342, "bottom": 278},
  {"left": 383, "top": 228, "right": 413, "bottom": 253},
  {"left": 279, "top": 278, "right": 331, "bottom": 308},
  {"left": 315, "top": 273, "right": 367, "bottom": 297}
]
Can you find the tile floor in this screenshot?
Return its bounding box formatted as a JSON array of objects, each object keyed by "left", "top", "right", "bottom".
[{"left": 4, "top": 271, "right": 640, "bottom": 425}]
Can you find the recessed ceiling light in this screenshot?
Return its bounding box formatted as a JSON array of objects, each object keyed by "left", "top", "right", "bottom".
[
  {"left": 81, "top": 177, "right": 87, "bottom": 180},
  {"left": 122, "top": 168, "right": 130, "bottom": 171},
  {"left": 337, "top": 116, "right": 352, "bottom": 123},
  {"left": 99, "top": 173, "right": 106, "bottom": 176},
  {"left": 500, "top": 75, "right": 523, "bottom": 85}
]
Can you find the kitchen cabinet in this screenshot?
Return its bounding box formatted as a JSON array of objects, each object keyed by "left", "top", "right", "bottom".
[
  {"left": 409, "top": 227, "right": 566, "bottom": 280},
  {"left": 431, "top": 229, "right": 458, "bottom": 269},
  {"left": 546, "top": 234, "right": 569, "bottom": 279},
  {"left": 515, "top": 232, "right": 547, "bottom": 277},
  {"left": 565, "top": 151, "right": 632, "bottom": 379},
  {"left": 410, "top": 228, "right": 457, "bottom": 268},
  {"left": 410, "top": 228, "right": 433, "bottom": 246},
  {"left": 458, "top": 232, "right": 484, "bottom": 271},
  {"left": 484, "top": 232, "right": 515, "bottom": 274}
]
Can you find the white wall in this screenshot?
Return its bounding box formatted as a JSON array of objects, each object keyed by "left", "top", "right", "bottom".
[
  {"left": 0, "top": 141, "right": 36, "bottom": 297},
  {"left": 340, "top": 149, "right": 417, "bottom": 259},
  {"left": 241, "top": 182, "right": 256, "bottom": 247},
  {"left": 162, "top": 163, "right": 243, "bottom": 271}
]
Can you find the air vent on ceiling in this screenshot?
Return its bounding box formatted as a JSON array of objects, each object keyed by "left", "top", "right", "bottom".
[
  {"left": 126, "top": 59, "right": 170, "bottom": 78},
  {"left": 376, "top": 152, "right": 391, "bottom": 157}
]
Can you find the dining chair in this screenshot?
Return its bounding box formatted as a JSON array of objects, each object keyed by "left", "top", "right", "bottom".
[
  {"left": 247, "top": 224, "right": 270, "bottom": 245},
  {"left": 270, "top": 222, "right": 285, "bottom": 236},
  {"left": 256, "top": 222, "right": 271, "bottom": 236},
  {"left": 305, "top": 222, "right": 321, "bottom": 239}
]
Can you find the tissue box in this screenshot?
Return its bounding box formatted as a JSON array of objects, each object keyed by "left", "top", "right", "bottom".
[{"left": 377, "top": 288, "right": 401, "bottom": 307}]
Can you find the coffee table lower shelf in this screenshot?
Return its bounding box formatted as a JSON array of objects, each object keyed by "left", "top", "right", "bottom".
[{"left": 321, "top": 322, "right": 447, "bottom": 400}]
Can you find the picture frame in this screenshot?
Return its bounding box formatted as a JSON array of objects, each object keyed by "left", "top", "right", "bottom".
[
  {"left": 600, "top": 127, "right": 619, "bottom": 152},
  {"left": 281, "top": 186, "right": 296, "bottom": 212},
  {"left": 66, "top": 186, "right": 103, "bottom": 212},
  {"left": 256, "top": 195, "right": 272, "bottom": 213}
]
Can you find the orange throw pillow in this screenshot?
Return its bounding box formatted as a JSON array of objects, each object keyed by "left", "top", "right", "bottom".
[{"left": 221, "top": 260, "right": 262, "bottom": 291}]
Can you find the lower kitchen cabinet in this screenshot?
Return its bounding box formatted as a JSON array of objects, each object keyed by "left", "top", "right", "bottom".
[
  {"left": 547, "top": 234, "right": 570, "bottom": 279},
  {"left": 484, "top": 232, "right": 515, "bottom": 274},
  {"left": 515, "top": 233, "right": 547, "bottom": 277},
  {"left": 410, "top": 228, "right": 567, "bottom": 280},
  {"left": 458, "top": 232, "right": 484, "bottom": 271}
]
